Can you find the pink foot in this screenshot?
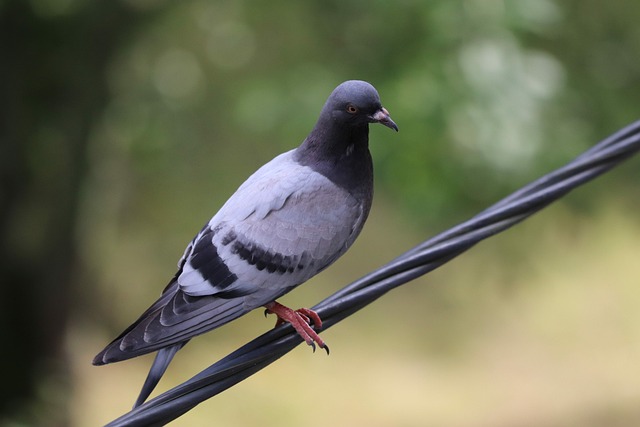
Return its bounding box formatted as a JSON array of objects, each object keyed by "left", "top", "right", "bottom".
[{"left": 264, "top": 301, "right": 329, "bottom": 354}]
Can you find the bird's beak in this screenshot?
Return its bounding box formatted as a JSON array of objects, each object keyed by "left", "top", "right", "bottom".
[{"left": 371, "top": 107, "right": 398, "bottom": 132}]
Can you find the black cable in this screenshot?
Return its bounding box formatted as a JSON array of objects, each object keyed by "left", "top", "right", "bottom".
[{"left": 105, "top": 120, "right": 640, "bottom": 427}]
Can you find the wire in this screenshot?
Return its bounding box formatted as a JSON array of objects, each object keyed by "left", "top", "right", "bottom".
[{"left": 105, "top": 119, "right": 640, "bottom": 427}]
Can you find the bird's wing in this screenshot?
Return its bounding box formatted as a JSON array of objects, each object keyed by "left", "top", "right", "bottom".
[
  {"left": 94, "top": 151, "right": 367, "bottom": 364},
  {"left": 177, "top": 150, "right": 367, "bottom": 301}
]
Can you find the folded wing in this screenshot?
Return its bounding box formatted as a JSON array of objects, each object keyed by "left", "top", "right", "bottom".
[{"left": 94, "top": 151, "right": 367, "bottom": 365}]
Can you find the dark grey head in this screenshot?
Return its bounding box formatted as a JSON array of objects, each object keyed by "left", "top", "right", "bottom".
[
  {"left": 322, "top": 80, "right": 398, "bottom": 132},
  {"left": 298, "top": 80, "right": 397, "bottom": 165},
  {"left": 296, "top": 80, "right": 397, "bottom": 194}
]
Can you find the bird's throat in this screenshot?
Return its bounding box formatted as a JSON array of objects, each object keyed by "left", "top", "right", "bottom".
[{"left": 295, "top": 125, "right": 373, "bottom": 198}]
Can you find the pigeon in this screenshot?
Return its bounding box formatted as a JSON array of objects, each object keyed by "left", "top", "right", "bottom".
[{"left": 93, "top": 80, "right": 398, "bottom": 408}]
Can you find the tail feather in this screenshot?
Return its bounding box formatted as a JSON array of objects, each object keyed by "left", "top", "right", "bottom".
[
  {"left": 92, "top": 275, "right": 289, "bottom": 409},
  {"left": 92, "top": 281, "right": 250, "bottom": 365},
  {"left": 133, "top": 342, "right": 185, "bottom": 408}
]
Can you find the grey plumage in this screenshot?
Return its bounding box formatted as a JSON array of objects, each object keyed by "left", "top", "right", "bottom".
[{"left": 93, "top": 80, "right": 397, "bottom": 407}]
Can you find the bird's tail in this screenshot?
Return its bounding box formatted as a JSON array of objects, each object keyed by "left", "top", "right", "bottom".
[
  {"left": 134, "top": 342, "right": 185, "bottom": 408},
  {"left": 93, "top": 277, "right": 252, "bottom": 366}
]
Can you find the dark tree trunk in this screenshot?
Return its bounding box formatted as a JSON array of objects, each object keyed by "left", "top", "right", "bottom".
[{"left": 0, "top": 1, "right": 145, "bottom": 423}]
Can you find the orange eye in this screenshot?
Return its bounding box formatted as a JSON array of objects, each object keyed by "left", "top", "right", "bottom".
[{"left": 346, "top": 104, "right": 358, "bottom": 114}]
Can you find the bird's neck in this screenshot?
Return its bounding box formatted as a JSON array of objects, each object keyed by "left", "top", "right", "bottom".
[
  {"left": 297, "top": 115, "right": 370, "bottom": 162},
  {"left": 294, "top": 118, "right": 373, "bottom": 195}
]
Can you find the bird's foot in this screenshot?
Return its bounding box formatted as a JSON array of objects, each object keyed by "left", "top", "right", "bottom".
[{"left": 263, "top": 301, "right": 330, "bottom": 354}]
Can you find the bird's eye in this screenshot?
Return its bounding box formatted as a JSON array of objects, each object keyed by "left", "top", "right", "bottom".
[{"left": 346, "top": 104, "right": 358, "bottom": 114}]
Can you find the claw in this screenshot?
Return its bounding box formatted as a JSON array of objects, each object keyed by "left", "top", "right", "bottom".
[
  {"left": 263, "top": 301, "right": 328, "bottom": 353},
  {"left": 296, "top": 308, "right": 322, "bottom": 329},
  {"left": 264, "top": 305, "right": 287, "bottom": 327}
]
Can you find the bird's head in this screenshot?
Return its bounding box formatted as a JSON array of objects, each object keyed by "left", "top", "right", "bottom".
[{"left": 325, "top": 80, "right": 398, "bottom": 132}]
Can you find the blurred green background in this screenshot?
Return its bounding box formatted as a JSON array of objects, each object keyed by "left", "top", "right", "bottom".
[{"left": 1, "top": 0, "right": 640, "bottom": 426}]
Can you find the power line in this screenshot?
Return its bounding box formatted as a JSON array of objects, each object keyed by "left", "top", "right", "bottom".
[{"left": 106, "top": 119, "right": 640, "bottom": 427}]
